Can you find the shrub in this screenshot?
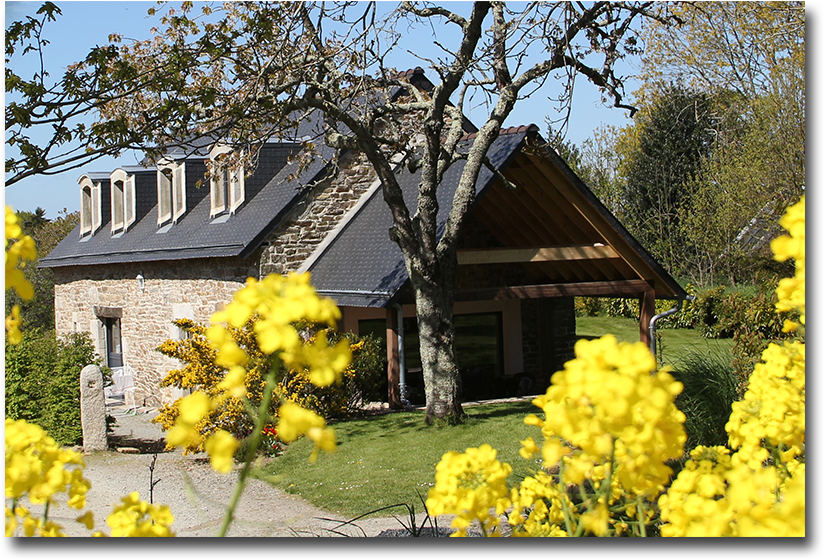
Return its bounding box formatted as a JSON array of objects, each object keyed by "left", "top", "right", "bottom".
[
  {"left": 154, "top": 317, "right": 383, "bottom": 454},
  {"left": 4, "top": 329, "right": 105, "bottom": 446}
]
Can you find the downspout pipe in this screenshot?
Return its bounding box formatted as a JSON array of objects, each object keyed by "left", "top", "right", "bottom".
[
  {"left": 393, "top": 303, "right": 410, "bottom": 407},
  {"left": 649, "top": 295, "right": 696, "bottom": 359}
]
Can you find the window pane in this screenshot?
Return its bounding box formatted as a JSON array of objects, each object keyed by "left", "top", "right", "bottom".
[
  {"left": 113, "top": 181, "right": 124, "bottom": 228},
  {"left": 173, "top": 165, "right": 185, "bottom": 217},
  {"left": 454, "top": 313, "right": 502, "bottom": 375},
  {"left": 160, "top": 169, "right": 173, "bottom": 219},
  {"left": 81, "top": 187, "right": 92, "bottom": 231}
]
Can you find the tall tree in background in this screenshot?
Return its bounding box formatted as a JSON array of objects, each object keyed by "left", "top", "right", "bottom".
[
  {"left": 619, "top": 84, "right": 715, "bottom": 277},
  {"left": 638, "top": 1, "right": 805, "bottom": 284},
  {"left": 5, "top": 1, "right": 675, "bottom": 422}
]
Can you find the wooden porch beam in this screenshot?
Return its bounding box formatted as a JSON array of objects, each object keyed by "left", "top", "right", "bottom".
[
  {"left": 457, "top": 244, "right": 619, "bottom": 265},
  {"left": 639, "top": 283, "right": 656, "bottom": 349},
  {"left": 386, "top": 307, "right": 402, "bottom": 409},
  {"left": 455, "top": 280, "right": 653, "bottom": 301}
]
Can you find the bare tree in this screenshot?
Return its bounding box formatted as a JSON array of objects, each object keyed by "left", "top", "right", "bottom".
[{"left": 6, "top": 1, "right": 675, "bottom": 422}]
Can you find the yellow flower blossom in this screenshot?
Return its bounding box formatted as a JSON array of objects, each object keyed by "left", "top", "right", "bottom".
[
  {"left": 165, "top": 390, "right": 217, "bottom": 449},
  {"left": 204, "top": 430, "right": 239, "bottom": 474},
  {"left": 771, "top": 196, "right": 805, "bottom": 326},
  {"left": 726, "top": 341, "right": 805, "bottom": 469},
  {"left": 106, "top": 492, "right": 175, "bottom": 537},
  {"left": 276, "top": 401, "right": 325, "bottom": 442},
  {"left": 426, "top": 444, "right": 512, "bottom": 537},
  {"left": 579, "top": 501, "right": 609, "bottom": 537},
  {"left": 76, "top": 511, "right": 95, "bottom": 530},
  {"left": 5, "top": 419, "right": 97, "bottom": 537},
  {"left": 5, "top": 205, "right": 37, "bottom": 343},
  {"left": 534, "top": 335, "right": 686, "bottom": 498},
  {"left": 5, "top": 304, "right": 24, "bottom": 344},
  {"left": 217, "top": 366, "right": 249, "bottom": 398},
  {"left": 281, "top": 330, "right": 352, "bottom": 387}
]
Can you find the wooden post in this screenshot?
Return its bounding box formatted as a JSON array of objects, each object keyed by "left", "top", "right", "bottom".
[
  {"left": 639, "top": 283, "right": 656, "bottom": 348},
  {"left": 386, "top": 307, "right": 402, "bottom": 409}
]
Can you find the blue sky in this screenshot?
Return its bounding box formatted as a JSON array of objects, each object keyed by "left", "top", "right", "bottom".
[{"left": 2, "top": 1, "right": 813, "bottom": 220}]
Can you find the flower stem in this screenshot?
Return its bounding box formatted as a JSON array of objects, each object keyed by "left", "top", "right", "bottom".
[
  {"left": 636, "top": 497, "right": 647, "bottom": 537},
  {"left": 217, "top": 366, "right": 278, "bottom": 537}
]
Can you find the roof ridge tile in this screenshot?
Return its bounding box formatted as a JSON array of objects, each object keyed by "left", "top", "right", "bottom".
[{"left": 460, "top": 123, "right": 538, "bottom": 142}]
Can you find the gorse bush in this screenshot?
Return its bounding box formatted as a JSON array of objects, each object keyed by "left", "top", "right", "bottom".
[{"left": 153, "top": 315, "right": 382, "bottom": 456}]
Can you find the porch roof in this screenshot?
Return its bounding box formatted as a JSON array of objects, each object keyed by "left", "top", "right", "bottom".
[{"left": 307, "top": 126, "right": 687, "bottom": 307}]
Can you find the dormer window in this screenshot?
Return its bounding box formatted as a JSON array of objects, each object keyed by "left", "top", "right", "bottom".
[
  {"left": 209, "top": 144, "right": 245, "bottom": 218},
  {"left": 110, "top": 169, "right": 136, "bottom": 235},
  {"left": 78, "top": 175, "right": 102, "bottom": 238},
  {"left": 157, "top": 159, "right": 186, "bottom": 226}
]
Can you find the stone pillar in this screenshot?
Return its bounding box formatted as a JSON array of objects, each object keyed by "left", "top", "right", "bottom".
[{"left": 80, "top": 364, "right": 108, "bottom": 452}]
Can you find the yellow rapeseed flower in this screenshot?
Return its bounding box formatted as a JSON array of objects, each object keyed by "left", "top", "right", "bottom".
[
  {"left": 5, "top": 205, "right": 37, "bottom": 343},
  {"left": 106, "top": 492, "right": 175, "bottom": 537},
  {"left": 534, "top": 335, "right": 686, "bottom": 498},
  {"left": 771, "top": 196, "right": 805, "bottom": 326},
  {"left": 426, "top": 444, "right": 512, "bottom": 537},
  {"left": 204, "top": 430, "right": 239, "bottom": 474},
  {"left": 5, "top": 419, "right": 96, "bottom": 537}
]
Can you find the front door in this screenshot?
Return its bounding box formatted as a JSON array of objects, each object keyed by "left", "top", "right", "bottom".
[{"left": 104, "top": 317, "right": 123, "bottom": 367}]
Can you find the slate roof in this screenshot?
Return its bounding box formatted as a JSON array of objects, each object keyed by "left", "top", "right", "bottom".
[
  {"left": 41, "top": 70, "right": 472, "bottom": 271},
  {"left": 304, "top": 128, "right": 525, "bottom": 307},
  {"left": 40, "top": 112, "right": 335, "bottom": 268}
]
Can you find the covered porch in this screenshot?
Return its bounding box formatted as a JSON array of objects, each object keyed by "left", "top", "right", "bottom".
[{"left": 306, "top": 126, "right": 687, "bottom": 408}]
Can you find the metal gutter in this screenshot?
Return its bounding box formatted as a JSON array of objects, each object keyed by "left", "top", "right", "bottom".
[{"left": 649, "top": 294, "right": 696, "bottom": 359}]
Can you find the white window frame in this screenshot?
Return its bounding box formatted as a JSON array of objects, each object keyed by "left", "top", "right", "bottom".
[
  {"left": 209, "top": 144, "right": 245, "bottom": 218},
  {"left": 173, "top": 162, "right": 187, "bottom": 222},
  {"left": 110, "top": 169, "right": 136, "bottom": 234},
  {"left": 79, "top": 175, "right": 102, "bottom": 237},
  {"left": 157, "top": 159, "right": 187, "bottom": 226}
]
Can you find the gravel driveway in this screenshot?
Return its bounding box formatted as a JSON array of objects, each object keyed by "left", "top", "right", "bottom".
[{"left": 50, "top": 402, "right": 449, "bottom": 537}]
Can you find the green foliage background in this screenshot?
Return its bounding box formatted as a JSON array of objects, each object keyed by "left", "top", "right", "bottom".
[{"left": 5, "top": 329, "right": 106, "bottom": 446}]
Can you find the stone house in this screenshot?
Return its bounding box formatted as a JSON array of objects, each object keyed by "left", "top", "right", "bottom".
[{"left": 41, "top": 83, "right": 687, "bottom": 408}]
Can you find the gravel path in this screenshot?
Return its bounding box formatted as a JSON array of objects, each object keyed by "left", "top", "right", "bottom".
[{"left": 51, "top": 402, "right": 446, "bottom": 537}]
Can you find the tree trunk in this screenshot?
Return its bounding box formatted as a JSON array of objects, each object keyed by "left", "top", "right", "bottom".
[{"left": 411, "top": 265, "right": 464, "bottom": 424}]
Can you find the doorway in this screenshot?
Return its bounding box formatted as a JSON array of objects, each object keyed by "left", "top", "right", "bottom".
[{"left": 104, "top": 317, "right": 123, "bottom": 368}]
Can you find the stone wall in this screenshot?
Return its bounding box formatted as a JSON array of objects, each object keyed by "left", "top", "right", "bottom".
[
  {"left": 53, "top": 256, "right": 259, "bottom": 407},
  {"left": 259, "top": 151, "right": 378, "bottom": 275}
]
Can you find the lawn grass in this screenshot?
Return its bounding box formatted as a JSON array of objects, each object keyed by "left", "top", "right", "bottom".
[
  {"left": 576, "top": 315, "right": 735, "bottom": 367},
  {"left": 262, "top": 317, "right": 736, "bottom": 519},
  {"left": 262, "top": 399, "right": 542, "bottom": 519}
]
